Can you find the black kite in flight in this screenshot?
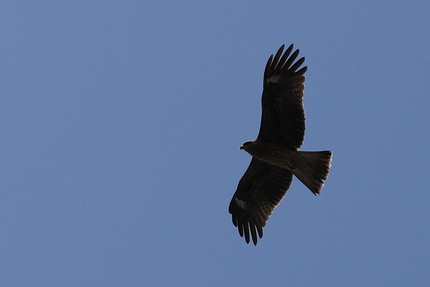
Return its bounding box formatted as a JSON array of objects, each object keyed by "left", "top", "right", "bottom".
[{"left": 229, "top": 44, "right": 332, "bottom": 245}]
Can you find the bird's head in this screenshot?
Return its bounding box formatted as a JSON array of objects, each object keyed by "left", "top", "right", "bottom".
[{"left": 240, "top": 140, "right": 256, "bottom": 151}]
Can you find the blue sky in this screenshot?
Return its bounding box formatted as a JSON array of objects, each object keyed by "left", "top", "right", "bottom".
[{"left": 1, "top": 1, "right": 429, "bottom": 286}]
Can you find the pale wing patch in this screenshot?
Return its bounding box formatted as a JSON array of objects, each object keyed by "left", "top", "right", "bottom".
[
  {"left": 234, "top": 197, "right": 247, "bottom": 209},
  {"left": 266, "top": 75, "right": 281, "bottom": 83}
]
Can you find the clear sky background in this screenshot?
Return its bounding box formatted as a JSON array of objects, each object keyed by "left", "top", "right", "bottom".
[{"left": 1, "top": 1, "right": 429, "bottom": 286}]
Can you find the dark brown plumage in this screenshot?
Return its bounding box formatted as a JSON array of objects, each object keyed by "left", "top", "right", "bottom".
[{"left": 229, "top": 44, "right": 332, "bottom": 245}]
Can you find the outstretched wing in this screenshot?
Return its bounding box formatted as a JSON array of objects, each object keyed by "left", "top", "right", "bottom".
[
  {"left": 229, "top": 158, "right": 293, "bottom": 245},
  {"left": 258, "top": 44, "right": 307, "bottom": 150}
]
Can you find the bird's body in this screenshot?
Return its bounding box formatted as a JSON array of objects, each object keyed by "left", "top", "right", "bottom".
[
  {"left": 229, "top": 44, "right": 332, "bottom": 245},
  {"left": 241, "top": 140, "right": 332, "bottom": 195}
]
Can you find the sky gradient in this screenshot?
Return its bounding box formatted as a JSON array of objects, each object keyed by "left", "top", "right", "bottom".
[{"left": 1, "top": 1, "right": 429, "bottom": 286}]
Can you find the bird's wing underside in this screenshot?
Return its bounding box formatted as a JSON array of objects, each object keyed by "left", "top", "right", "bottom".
[
  {"left": 258, "top": 44, "right": 307, "bottom": 150},
  {"left": 229, "top": 158, "right": 293, "bottom": 245}
]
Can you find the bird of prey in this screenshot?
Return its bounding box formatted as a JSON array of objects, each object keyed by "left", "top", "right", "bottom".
[{"left": 229, "top": 44, "right": 332, "bottom": 245}]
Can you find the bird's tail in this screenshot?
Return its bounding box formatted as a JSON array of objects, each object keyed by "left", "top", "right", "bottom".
[{"left": 292, "top": 151, "right": 332, "bottom": 195}]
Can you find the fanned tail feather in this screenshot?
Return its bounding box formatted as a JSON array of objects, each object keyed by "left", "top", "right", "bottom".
[{"left": 292, "top": 151, "right": 332, "bottom": 195}]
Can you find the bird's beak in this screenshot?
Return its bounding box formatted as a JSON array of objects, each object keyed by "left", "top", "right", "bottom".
[{"left": 240, "top": 145, "right": 244, "bottom": 150}]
